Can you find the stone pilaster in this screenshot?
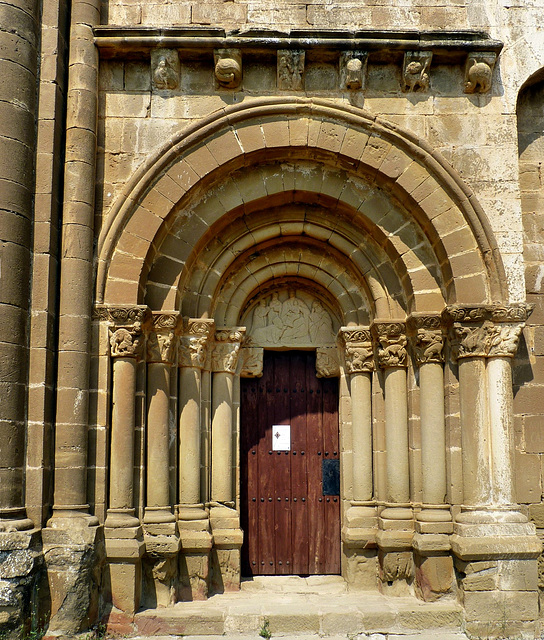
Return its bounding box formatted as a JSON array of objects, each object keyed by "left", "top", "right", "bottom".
[
  {"left": 408, "top": 314, "right": 453, "bottom": 602},
  {"left": 210, "top": 328, "right": 245, "bottom": 593},
  {"left": 443, "top": 303, "right": 541, "bottom": 637},
  {"left": 177, "top": 319, "right": 214, "bottom": 601},
  {"left": 372, "top": 321, "right": 413, "bottom": 595},
  {"left": 104, "top": 307, "right": 148, "bottom": 616}
]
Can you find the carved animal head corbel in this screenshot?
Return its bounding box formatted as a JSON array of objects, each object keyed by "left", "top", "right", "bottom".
[{"left": 214, "top": 49, "right": 242, "bottom": 89}]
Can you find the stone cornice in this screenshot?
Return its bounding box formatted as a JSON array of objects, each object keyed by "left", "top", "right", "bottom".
[{"left": 94, "top": 27, "right": 502, "bottom": 63}]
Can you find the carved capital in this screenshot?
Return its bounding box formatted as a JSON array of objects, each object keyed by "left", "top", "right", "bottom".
[
  {"left": 464, "top": 52, "right": 496, "bottom": 94},
  {"left": 239, "top": 347, "right": 263, "bottom": 378},
  {"left": 371, "top": 321, "right": 407, "bottom": 369},
  {"left": 97, "top": 305, "right": 150, "bottom": 326},
  {"left": 408, "top": 315, "right": 444, "bottom": 365},
  {"left": 178, "top": 319, "right": 214, "bottom": 369},
  {"left": 214, "top": 49, "right": 242, "bottom": 88},
  {"left": 339, "top": 327, "right": 374, "bottom": 373},
  {"left": 212, "top": 328, "right": 246, "bottom": 373},
  {"left": 277, "top": 50, "right": 305, "bottom": 91},
  {"left": 316, "top": 347, "right": 340, "bottom": 378},
  {"left": 340, "top": 51, "right": 368, "bottom": 91},
  {"left": 402, "top": 51, "right": 432, "bottom": 92},
  {"left": 444, "top": 304, "right": 530, "bottom": 360},
  {"left": 488, "top": 323, "right": 525, "bottom": 358},
  {"left": 146, "top": 312, "right": 180, "bottom": 363},
  {"left": 109, "top": 325, "right": 144, "bottom": 359}
]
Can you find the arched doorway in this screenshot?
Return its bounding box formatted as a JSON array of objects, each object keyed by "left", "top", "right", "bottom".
[{"left": 91, "top": 98, "right": 534, "bottom": 610}]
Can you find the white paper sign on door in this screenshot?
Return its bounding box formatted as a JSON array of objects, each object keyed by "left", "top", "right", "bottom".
[{"left": 272, "top": 424, "right": 291, "bottom": 451}]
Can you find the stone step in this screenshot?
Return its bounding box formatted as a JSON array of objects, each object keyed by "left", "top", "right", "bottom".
[{"left": 106, "top": 579, "right": 464, "bottom": 638}]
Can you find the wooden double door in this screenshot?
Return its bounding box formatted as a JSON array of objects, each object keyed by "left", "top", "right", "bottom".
[{"left": 240, "top": 351, "right": 340, "bottom": 576}]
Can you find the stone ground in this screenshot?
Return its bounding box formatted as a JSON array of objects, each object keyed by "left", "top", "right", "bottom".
[{"left": 108, "top": 576, "right": 469, "bottom": 639}]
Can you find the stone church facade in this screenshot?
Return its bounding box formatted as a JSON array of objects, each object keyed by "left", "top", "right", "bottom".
[{"left": 2, "top": 0, "right": 544, "bottom": 637}]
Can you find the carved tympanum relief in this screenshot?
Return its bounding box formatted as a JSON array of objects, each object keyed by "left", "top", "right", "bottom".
[{"left": 245, "top": 290, "right": 337, "bottom": 348}]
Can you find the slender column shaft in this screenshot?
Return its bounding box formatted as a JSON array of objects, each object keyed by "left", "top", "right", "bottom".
[
  {"left": 201, "top": 369, "right": 212, "bottom": 502},
  {"left": 179, "top": 366, "right": 202, "bottom": 504},
  {"left": 384, "top": 367, "right": 409, "bottom": 503},
  {"left": 351, "top": 371, "right": 373, "bottom": 502},
  {"left": 0, "top": 0, "right": 39, "bottom": 529},
  {"left": 51, "top": 0, "right": 100, "bottom": 520},
  {"left": 211, "top": 371, "right": 234, "bottom": 503},
  {"left": 420, "top": 362, "right": 447, "bottom": 505},
  {"left": 109, "top": 357, "right": 137, "bottom": 514},
  {"left": 487, "top": 357, "right": 515, "bottom": 505},
  {"left": 147, "top": 362, "right": 171, "bottom": 509},
  {"left": 458, "top": 357, "right": 491, "bottom": 507}
]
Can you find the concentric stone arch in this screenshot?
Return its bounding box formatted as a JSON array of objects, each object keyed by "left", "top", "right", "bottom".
[{"left": 97, "top": 97, "right": 507, "bottom": 314}]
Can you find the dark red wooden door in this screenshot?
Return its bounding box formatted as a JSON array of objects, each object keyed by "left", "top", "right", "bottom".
[{"left": 241, "top": 351, "right": 340, "bottom": 576}]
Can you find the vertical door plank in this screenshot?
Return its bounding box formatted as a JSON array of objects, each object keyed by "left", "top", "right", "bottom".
[
  {"left": 273, "top": 353, "right": 292, "bottom": 575},
  {"left": 323, "top": 377, "right": 341, "bottom": 574},
  {"left": 306, "top": 352, "right": 324, "bottom": 574},
  {"left": 290, "top": 351, "right": 309, "bottom": 575},
  {"left": 259, "top": 353, "right": 276, "bottom": 574}
]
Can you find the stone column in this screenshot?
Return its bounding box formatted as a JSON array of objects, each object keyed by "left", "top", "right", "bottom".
[
  {"left": 210, "top": 328, "right": 245, "bottom": 593},
  {"left": 337, "top": 328, "right": 378, "bottom": 588},
  {"left": 141, "top": 313, "right": 180, "bottom": 609},
  {"left": 177, "top": 319, "right": 214, "bottom": 601},
  {"left": 372, "top": 321, "right": 413, "bottom": 594},
  {"left": 444, "top": 304, "right": 541, "bottom": 638},
  {"left": 409, "top": 314, "right": 453, "bottom": 601},
  {"left": 104, "top": 308, "right": 147, "bottom": 616}
]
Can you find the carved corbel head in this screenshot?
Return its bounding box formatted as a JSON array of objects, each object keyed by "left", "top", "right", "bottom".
[
  {"left": 151, "top": 48, "right": 180, "bottom": 91},
  {"left": 340, "top": 51, "right": 368, "bottom": 91},
  {"left": 402, "top": 51, "right": 432, "bottom": 92},
  {"left": 464, "top": 52, "right": 497, "bottom": 94},
  {"left": 214, "top": 49, "right": 242, "bottom": 89}
]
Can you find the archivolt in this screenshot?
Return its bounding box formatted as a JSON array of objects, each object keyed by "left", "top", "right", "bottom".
[{"left": 97, "top": 97, "right": 507, "bottom": 314}]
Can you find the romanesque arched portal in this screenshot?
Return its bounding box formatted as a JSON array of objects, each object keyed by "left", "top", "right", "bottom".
[{"left": 88, "top": 99, "right": 538, "bottom": 613}]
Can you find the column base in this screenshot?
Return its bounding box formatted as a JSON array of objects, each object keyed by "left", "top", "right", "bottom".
[
  {"left": 142, "top": 522, "right": 180, "bottom": 608},
  {"left": 209, "top": 505, "right": 243, "bottom": 595},
  {"left": 42, "top": 524, "right": 104, "bottom": 633},
  {"left": 377, "top": 507, "right": 414, "bottom": 595},
  {"left": 0, "top": 529, "right": 41, "bottom": 639},
  {"left": 341, "top": 504, "right": 378, "bottom": 590},
  {"left": 177, "top": 506, "right": 212, "bottom": 601},
  {"left": 105, "top": 530, "right": 145, "bottom": 616},
  {"left": 453, "top": 509, "right": 542, "bottom": 639}
]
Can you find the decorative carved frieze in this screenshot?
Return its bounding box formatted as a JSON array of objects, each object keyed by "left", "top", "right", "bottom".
[
  {"left": 372, "top": 322, "right": 407, "bottom": 369},
  {"left": 178, "top": 319, "right": 214, "bottom": 369},
  {"left": 443, "top": 304, "right": 530, "bottom": 359},
  {"left": 464, "top": 52, "right": 496, "bottom": 94},
  {"left": 151, "top": 48, "right": 180, "bottom": 91},
  {"left": 402, "top": 51, "right": 432, "bottom": 92},
  {"left": 408, "top": 315, "right": 444, "bottom": 365},
  {"left": 339, "top": 327, "right": 374, "bottom": 373},
  {"left": 316, "top": 346, "right": 340, "bottom": 378},
  {"left": 277, "top": 50, "right": 305, "bottom": 91},
  {"left": 214, "top": 49, "right": 242, "bottom": 88},
  {"left": 212, "top": 328, "right": 246, "bottom": 373},
  {"left": 95, "top": 305, "right": 150, "bottom": 326},
  {"left": 340, "top": 51, "right": 368, "bottom": 91},
  {"left": 239, "top": 347, "right": 263, "bottom": 378}
]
